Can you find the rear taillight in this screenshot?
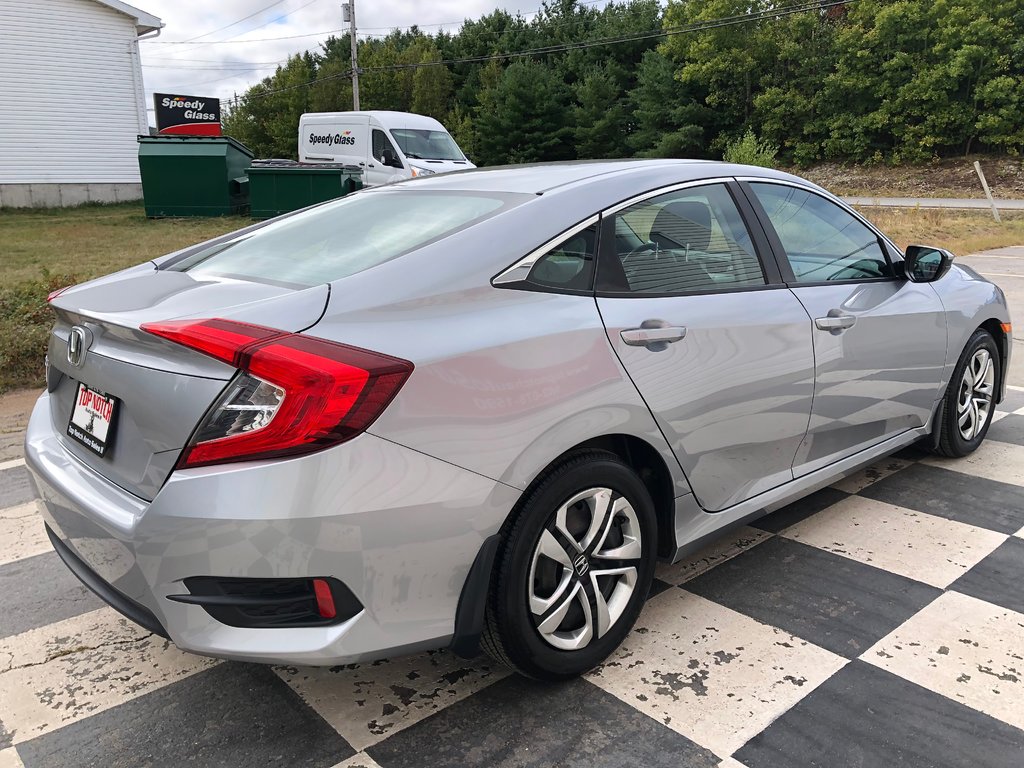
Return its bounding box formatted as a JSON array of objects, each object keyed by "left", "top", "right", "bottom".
[
  {"left": 47, "top": 286, "right": 70, "bottom": 302},
  {"left": 141, "top": 318, "right": 413, "bottom": 469}
]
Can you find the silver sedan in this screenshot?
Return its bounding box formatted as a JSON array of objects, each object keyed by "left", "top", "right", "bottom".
[{"left": 26, "top": 160, "right": 1010, "bottom": 680}]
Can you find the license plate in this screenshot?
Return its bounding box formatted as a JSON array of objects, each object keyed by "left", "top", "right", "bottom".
[{"left": 67, "top": 382, "right": 118, "bottom": 457}]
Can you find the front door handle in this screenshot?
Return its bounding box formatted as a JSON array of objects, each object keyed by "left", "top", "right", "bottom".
[
  {"left": 815, "top": 313, "right": 857, "bottom": 331},
  {"left": 620, "top": 325, "right": 687, "bottom": 347}
]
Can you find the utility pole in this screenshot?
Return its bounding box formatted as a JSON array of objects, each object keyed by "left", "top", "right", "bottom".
[{"left": 343, "top": 1, "right": 359, "bottom": 110}]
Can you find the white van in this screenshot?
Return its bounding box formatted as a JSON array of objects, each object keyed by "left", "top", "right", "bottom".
[{"left": 297, "top": 111, "right": 475, "bottom": 185}]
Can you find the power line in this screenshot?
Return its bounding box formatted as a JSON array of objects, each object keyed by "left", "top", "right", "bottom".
[
  {"left": 149, "top": 0, "right": 324, "bottom": 62},
  {"left": 225, "top": 0, "right": 851, "bottom": 106},
  {"left": 173, "top": 0, "right": 291, "bottom": 43},
  {"left": 145, "top": 0, "right": 634, "bottom": 46}
]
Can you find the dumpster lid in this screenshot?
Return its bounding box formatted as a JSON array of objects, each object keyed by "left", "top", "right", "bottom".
[
  {"left": 137, "top": 134, "right": 254, "bottom": 156},
  {"left": 249, "top": 159, "right": 362, "bottom": 171}
]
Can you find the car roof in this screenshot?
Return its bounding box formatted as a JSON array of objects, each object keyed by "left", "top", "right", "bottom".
[{"left": 398, "top": 159, "right": 816, "bottom": 195}]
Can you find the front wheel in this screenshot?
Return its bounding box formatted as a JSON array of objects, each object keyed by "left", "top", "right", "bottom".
[
  {"left": 481, "top": 451, "right": 657, "bottom": 680},
  {"left": 933, "top": 328, "right": 1000, "bottom": 457}
]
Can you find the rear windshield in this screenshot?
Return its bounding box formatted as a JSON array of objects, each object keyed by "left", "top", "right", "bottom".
[{"left": 165, "top": 190, "right": 520, "bottom": 286}]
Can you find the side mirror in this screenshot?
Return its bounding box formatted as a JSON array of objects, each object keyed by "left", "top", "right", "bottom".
[
  {"left": 903, "top": 244, "right": 954, "bottom": 283},
  {"left": 380, "top": 148, "right": 401, "bottom": 168}
]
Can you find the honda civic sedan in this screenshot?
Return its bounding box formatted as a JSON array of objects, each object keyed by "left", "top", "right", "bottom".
[{"left": 26, "top": 160, "right": 1010, "bottom": 680}]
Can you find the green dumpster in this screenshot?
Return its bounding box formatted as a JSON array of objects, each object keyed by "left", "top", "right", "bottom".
[
  {"left": 248, "top": 160, "right": 364, "bottom": 220},
  {"left": 137, "top": 135, "right": 253, "bottom": 217}
]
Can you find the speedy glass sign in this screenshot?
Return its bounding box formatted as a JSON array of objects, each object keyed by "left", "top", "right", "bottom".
[{"left": 154, "top": 93, "right": 222, "bottom": 136}]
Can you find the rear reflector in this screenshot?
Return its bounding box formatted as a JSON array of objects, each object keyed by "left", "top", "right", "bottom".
[
  {"left": 141, "top": 318, "right": 413, "bottom": 468},
  {"left": 313, "top": 578, "right": 337, "bottom": 619}
]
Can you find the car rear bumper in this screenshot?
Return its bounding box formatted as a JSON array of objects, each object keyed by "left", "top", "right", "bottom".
[{"left": 25, "top": 391, "right": 518, "bottom": 665}]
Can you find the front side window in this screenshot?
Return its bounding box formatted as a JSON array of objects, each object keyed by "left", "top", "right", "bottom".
[
  {"left": 166, "top": 191, "right": 523, "bottom": 287},
  {"left": 372, "top": 130, "right": 401, "bottom": 165},
  {"left": 603, "top": 183, "right": 764, "bottom": 295},
  {"left": 525, "top": 222, "right": 598, "bottom": 291},
  {"left": 750, "top": 183, "right": 892, "bottom": 283}
]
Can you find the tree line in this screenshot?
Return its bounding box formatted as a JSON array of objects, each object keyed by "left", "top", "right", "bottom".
[{"left": 222, "top": 0, "right": 1024, "bottom": 166}]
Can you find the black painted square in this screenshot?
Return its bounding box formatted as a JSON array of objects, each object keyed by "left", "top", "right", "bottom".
[
  {"left": 0, "top": 466, "right": 35, "bottom": 508},
  {"left": 16, "top": 663, "right": 354, "bottom": 768},
  {"left": 368, "top": 675, "right": 718, "bottom": 768},
  {"left": 735, "top": 661, "right": 1024, "bottom": 768},
  {"left": 987, "top": 413, "right": 1024, "bottom": 447},
  {"left": 647, "top": 577, "right": 675, "bottom": 599},
  {"left": 859, "top": 462, "right": 1024, "bottom": 534},
  {"left": 949, "top": 536, "right": 1024, "bottom": 615},
  {"left": 0, "top": 551, "right": 101, "bottom": 639},
  {"left": 684, "top": 537, "right": 940, "bottom": 658},
  {"left": 750, "top": 487, "right": 850, "bottom": 534},
  {"left": 995, "top": 388, "right": 1024, "bottom": 413}
]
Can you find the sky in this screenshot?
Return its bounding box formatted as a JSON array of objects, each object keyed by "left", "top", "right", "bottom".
[{"left": 136, "top": 0, "right": 562, "bottom": 117}]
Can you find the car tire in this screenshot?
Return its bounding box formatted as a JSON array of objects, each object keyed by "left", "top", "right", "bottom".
[
  {"left": 933, "top": 328, "right": 1000, "bottom": 458},
  {"left": 481, "top": 450, "right": 657, "bottom": 681}
]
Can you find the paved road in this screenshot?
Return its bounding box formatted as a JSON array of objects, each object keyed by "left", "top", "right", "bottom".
[
  {"left": 2, "top": 249, "right": 1024, "bottom": 767},
  {"left": 846, "top": 196, "right": 1024, "bottom": 210}
]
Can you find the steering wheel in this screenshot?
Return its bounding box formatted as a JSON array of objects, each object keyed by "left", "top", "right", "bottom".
[{"left": 621, "top": 241, "right": 657, "bottom": 263}]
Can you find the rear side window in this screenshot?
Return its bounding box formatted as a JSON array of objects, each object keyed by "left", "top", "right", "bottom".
[
  {"left": 525, "top": 222, "right": 598, "bottom": 291},
  {"left": 603, "top": 183, "right": 764, "bottom": 295},
  {"left": 750, "top": 183, "right": 892, "bottom": 282},
  {"left": 166, "top": 191, "right": 522, "bottom": 287}
]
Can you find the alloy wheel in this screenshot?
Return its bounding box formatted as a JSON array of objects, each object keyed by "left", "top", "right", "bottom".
[
  {"left": 527, "top": 487, "right": 642, "bottom": 651},
  {"left": 957, "top": 348, "right": 995, "bottom": 441}
]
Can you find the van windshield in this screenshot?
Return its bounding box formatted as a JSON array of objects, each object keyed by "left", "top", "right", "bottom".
[
  {"left": 165, "top": 190, "right": 523, "bottom": 287},
  {"left": 391, "top": 128, "right": 466, "bottom": 161}
]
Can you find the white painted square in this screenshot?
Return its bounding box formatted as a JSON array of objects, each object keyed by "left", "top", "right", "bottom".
[
  {"left": 0, "top": 502, "right": 49, "bottom": 566},
  {"left": 0, "top": 608, "right": 215, "bottom": 744},
  {"left": 780, "top": 496, "right": 1006, "bottom": 588},
  {"left": 0, "top": 748, "right": 24, "bottom": 768},
  {"left": 865, "top": 591, "right": 1024, "bottom": 730},
  {"left": 921, "top": 438, "right": 1024, "bottom": 487},
  {"left": 586, "top": 589, "right": 847, "bottom": 757},
  {"left": 831, "top": 457, "right": 913, "bottom": 493},
  {"left": 656, "top": 526, "right": 772, "bottom": 586},
  {"left": 276, "top": 650, "right": 508, "bottom": 751},
  {"left": 332, "top": 753, "right": 384, "bottom": 768}
]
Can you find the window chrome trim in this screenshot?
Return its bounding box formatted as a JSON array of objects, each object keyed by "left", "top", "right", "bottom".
[
  {"left": 492, "top": 214, "right": 600, "bottom": 285},
  {"left": 735, "top": 176, "right": 903, "bottom": 257},
  {"left": 602, "top": 176, "right": 737, "bottom": 216}
]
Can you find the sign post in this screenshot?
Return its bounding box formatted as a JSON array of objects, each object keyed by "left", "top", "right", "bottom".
[{"left": 153, "top": 93, "right": 222, "bottom": 136}]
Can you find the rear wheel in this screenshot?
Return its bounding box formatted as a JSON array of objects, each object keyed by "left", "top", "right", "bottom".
[
  {"left": 934, "top": 329, "right": 1000, "bottom": 457},
  {"left": 481, "top": 451, "right": 657, "bottom": 680}
]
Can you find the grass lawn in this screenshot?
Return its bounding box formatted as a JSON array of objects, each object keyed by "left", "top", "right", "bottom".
[
  {"left": 1, "top": 203, "right": 245, "bottom": 393},
  {"left": 2, "top": 202, "right": 1024, "bottom": 393},
  {"left": 1, "top": 203, "right": 245, "bottom": 284}
]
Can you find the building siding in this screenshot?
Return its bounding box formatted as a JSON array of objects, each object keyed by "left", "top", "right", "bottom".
[{"left": 0, "top": 0, "right": 148, "bottom": 185}]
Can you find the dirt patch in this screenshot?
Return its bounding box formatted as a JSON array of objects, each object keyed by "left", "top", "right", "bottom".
[
  {"left": 792, "top": 156, "right": 1024, "bottom": 199},
  {"left": 0, "top": 388, "right": 41, "bottom": 462}
]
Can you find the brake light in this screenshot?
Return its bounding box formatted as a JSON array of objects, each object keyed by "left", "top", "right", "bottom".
[
  {"left": 47, "top": 286, "right": 70, "bottom": 302},
  {"left": 141, "top": 318, "right": 413, "bottom": 468}
]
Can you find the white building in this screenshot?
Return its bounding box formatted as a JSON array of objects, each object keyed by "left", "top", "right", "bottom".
[{"left": 0, "top": 0, "right": 162, "bottom": 207}]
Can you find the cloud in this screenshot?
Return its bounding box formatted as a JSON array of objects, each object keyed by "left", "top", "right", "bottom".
[{"left": 138, "top": 0, "right": 547, "bottom": 118}]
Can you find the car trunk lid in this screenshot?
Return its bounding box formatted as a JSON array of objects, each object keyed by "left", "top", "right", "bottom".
[{"left": 46, "top": 265, "right": 329, "bottom": 501}]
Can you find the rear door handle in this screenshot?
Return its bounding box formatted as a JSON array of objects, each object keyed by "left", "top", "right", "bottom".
[
  {"left": 620, "top": 325, "right": 687, "bottom": 347},
  {"left": 815, "top": 313, "right": 856, "bottom": 331}
]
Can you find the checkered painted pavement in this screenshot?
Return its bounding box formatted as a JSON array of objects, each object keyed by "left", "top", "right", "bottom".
[{"left": 2, "top": 397, "right": 1024, "bottom": 768}]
